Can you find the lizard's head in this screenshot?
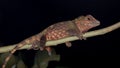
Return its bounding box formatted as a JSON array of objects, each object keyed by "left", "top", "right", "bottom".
[{"left": 74, "top": 15, "right": 100, "bottom": 32}]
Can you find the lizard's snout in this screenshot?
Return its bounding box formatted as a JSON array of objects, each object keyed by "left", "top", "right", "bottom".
[{"left": 93, "top": 20, "right": 100, "bottom": 26}]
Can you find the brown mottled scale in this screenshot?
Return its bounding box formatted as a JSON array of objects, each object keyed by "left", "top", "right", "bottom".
[
  {"left": 45, "top": 21, "right": 80, "bottom": 47},
  {"left": 2, "top": 15, "right": 100, "bottom": 68},
  {"left": 46, "top": 21, "right": 77, "bottom": 40}
]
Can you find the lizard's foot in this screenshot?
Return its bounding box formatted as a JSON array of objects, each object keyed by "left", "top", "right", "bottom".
[
  {"left": 80, "top": 35, "right": 86, "bottom": 40},
  {"left": 77, "top": 34, "right": 86, "bottom": 40},
  {"left": 82, "top": 36, "right": 86, "bottom": 40},
  {"left": 39, "top": 46, "right": 44, "bottom": 51},
  {"left": 45, "top": 47, "right": 52, "bottom": 56},
  {"left": 65, "top": 42, "right": 72, "bottom": 47},
  {"left": 28, "top": 40, "right": 44, "bottom": 50}
]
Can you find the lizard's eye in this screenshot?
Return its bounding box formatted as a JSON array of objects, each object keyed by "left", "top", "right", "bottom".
[{"left": 87, "top": 17, "right": 91, "bottom": 21}]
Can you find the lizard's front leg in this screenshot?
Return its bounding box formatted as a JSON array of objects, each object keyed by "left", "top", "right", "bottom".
[
  {"left": 67, "top": 29, "right": 86, "bottom": 40},
  {"left": 64, "top": 29, "right": 85, "bottom": 47}
]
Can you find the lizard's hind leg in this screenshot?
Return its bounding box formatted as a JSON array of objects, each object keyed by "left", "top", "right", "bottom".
[
  {"left": 39, "top": 35, "right": 46, "bottom": 51},
  {"left": 67, "top": 29, "right": 83, "bottom": 40},
  {"left": 39, "top": 35, "right": 52, "bottom": 56},
  {"left": 28, "top": 40, "right": 40, "bottom": 50},
  {"left": 28, "top": 35, "right": 46, "bottom": 50}
]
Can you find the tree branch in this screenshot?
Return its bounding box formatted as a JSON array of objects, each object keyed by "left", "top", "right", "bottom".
[{"left": 0, "top": 22, "right": 120, "bottom": 53}]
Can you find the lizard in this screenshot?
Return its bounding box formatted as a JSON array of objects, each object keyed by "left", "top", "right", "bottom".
[{"left": 2, "top": 15, "right": 100, "bottom": 68}]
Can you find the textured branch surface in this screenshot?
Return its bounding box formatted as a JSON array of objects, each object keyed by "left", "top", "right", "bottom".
[{"left": 0, "top": 22, "right": 120, "bottom": 53}]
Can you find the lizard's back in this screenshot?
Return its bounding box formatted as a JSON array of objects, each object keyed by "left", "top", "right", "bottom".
[{"left": 46, "top": 21, "right": 76, "bottom": 41}]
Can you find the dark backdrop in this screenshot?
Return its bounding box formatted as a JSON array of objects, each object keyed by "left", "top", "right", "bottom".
[{"left": 0, "top": 0, "right": 120, "bottom": 67}]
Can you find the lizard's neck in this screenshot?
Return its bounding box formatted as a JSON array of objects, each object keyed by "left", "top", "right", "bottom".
[{"left": 74, "top": 20, "right": 90, "bottom": 33}]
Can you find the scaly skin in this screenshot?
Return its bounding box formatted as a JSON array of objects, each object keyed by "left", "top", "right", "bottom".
[{"left": 2, "top": 15, "right": 100, "bottom": 68}]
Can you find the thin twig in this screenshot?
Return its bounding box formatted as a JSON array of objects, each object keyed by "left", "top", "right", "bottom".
[{"left": 0, "top": 22, "right": 120, "bottom": 53}]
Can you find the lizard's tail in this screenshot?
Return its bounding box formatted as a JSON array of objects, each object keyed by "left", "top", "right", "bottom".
[
  {"left": 2, "top": 52, "right": 14, "bottom": 68},
  {"left": 2, "top": 44, "right": 22, "bottom": 68}
]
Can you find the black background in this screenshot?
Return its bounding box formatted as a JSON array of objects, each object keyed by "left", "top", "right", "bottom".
[{"left": 0, "top": 0, "right": 120, "bottom": 67}]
